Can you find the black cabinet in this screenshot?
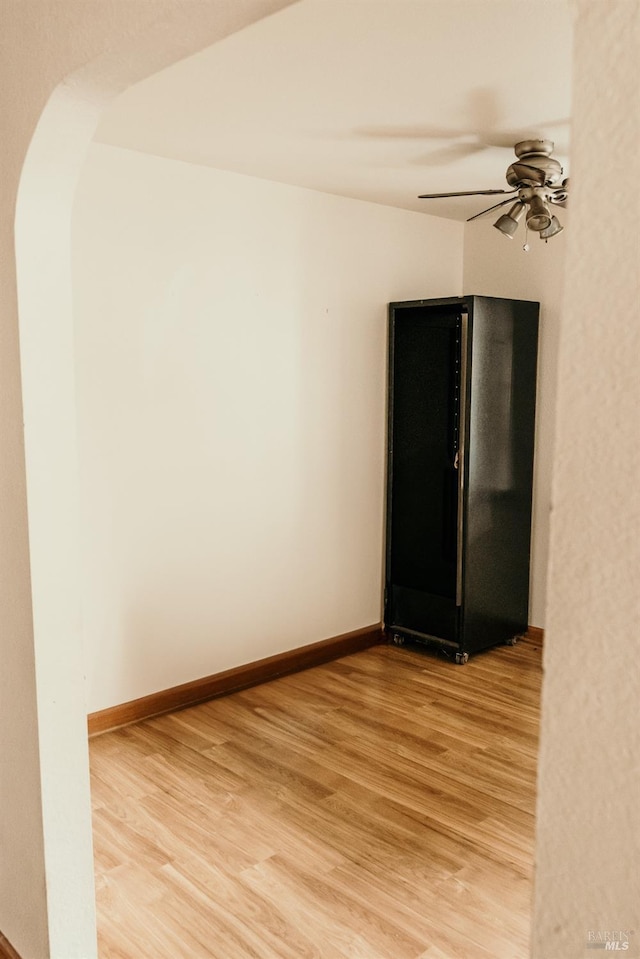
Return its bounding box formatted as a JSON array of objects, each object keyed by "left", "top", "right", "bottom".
[{"left": 384, "top": 295, "right": 539, "bottom": 662}]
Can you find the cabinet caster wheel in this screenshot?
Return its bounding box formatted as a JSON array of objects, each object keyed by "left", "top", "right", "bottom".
[
  {"left": 391, "top": 633, "right": 405, "bottom": 646},
  {"left": 455, "top": 651, "right": 469, "bottom": 665},
  {"left": 505, "top": 635, "right": 519, "bottom": 646}
]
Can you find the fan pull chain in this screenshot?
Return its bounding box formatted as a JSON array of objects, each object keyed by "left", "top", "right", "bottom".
[{"left": 523, "top": 222, "right": 530, "bottom": 253}]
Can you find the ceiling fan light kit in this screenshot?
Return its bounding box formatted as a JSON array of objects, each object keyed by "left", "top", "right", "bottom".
[
  {"left": 419, "top": 139, "right": 568, "bottom": 248},
  {"left": 540, "top": 215, "right": 563, "bottom": 239},
  {"left": 494, "top": 201, "right": 526, "bottom": 238},
  {"left": 525, "top": 193, "right": 553, "bottom": 232}
]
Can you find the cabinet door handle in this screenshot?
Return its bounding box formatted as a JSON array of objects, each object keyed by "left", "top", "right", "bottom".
[{"left": 456, "top": 312, "right": 468, "bottom": 607}]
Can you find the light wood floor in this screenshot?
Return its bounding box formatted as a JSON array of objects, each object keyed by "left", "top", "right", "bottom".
[{"left": 90, "top": 637, "right": 542, "bottom": 959}]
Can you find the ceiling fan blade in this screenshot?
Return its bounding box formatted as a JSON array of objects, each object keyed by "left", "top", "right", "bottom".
[
  {"left": 511, "top": 162, "right": 547, "bottom": 186},
  {"left": 418, "top": 188, "right": 516, "bottom": 199},
  {"left": 356, "top": 124, "right": 460, "bottom": 140},
  {"left": 466, "top": 197, "right": 517, "bottom": 222},
  {"left": 414, "top": 141, "right": 487, "bottom": 167}
]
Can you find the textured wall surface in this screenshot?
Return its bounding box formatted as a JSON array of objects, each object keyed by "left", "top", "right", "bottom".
[{"left": 532, "top": 2, "right": 640, "bottom": 956}]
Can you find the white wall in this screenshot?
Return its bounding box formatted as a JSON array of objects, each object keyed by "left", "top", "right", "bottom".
[
  {"left": 463, "top": 216, "right": 567, "bottom": 628},
  {"left": 533, "top": 2, "right": 640, "bottom": 954},
  {"left": 72, "top": 142, "right": 463, "bottom": 713}
]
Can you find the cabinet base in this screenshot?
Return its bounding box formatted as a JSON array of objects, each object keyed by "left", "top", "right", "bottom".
[
  {"left": 387, "top": 625, "right": 460, "bottom": 650},
  {"left": 386, "top": 625, "right": 527, "bottom": 662}
]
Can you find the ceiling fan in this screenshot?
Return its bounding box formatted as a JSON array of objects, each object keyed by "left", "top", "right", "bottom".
[{"left": 419, "top": 139, "right": 569, "bottom": 244}]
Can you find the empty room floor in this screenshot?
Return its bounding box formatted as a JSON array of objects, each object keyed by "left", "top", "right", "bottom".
[{"left": 90, "top": 637, "right": 542, "bottom": 959}]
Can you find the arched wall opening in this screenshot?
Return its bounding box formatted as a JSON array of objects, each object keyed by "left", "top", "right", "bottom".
[{"left": 10, "top": 5, "right": 297, "bottom": 956}]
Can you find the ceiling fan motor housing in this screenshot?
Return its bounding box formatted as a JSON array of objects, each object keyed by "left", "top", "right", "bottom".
[{"left": 506, "top": 139, "right": 564, "bottom": 188}]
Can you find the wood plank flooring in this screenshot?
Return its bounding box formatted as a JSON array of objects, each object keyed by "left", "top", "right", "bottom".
[{"left": 90, "top": 637, "right": 543, "bottom": 959}]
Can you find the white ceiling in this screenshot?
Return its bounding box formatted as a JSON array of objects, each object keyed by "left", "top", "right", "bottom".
[{"left": 95, "top": 0, "right": 574, "bottom": 221}]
